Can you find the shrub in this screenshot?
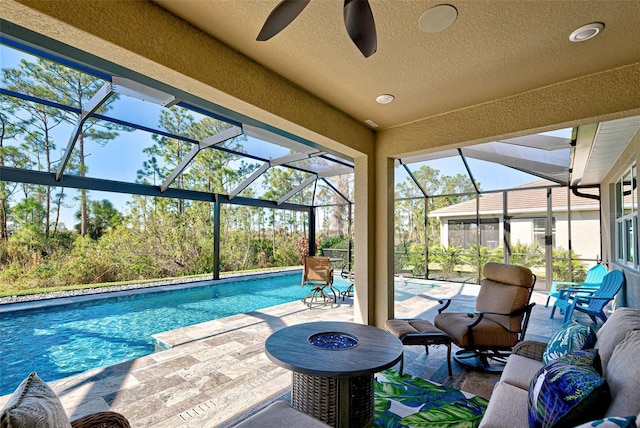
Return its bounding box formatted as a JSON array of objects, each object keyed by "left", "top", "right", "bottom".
[
  {"left": 509, "top": 242, "right": 544, "bottom": 269},
  {"left": 552, "top": 248, "right": 587, "bottom": 283},
  {"left": 429, "top": 245, "right": 464, "bottom": 279}
]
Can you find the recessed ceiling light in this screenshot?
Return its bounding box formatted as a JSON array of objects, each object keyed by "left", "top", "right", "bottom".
[
  {"left": 376, "top": 94, "right": 395, "bottom": 104},
  {"left": 364, "top": 119, "right": 378, "bottom": 128},
  {"left": 569, "top": 22, "right": 604, "bottom": 42},
  {"left": 419, "top": 4, "right": 458, "bottom": 33}
]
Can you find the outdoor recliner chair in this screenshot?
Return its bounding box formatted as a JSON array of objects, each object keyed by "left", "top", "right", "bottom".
[
  {"left": 301, "top": 256, "right": 336, "bottom": 307},
  {"left": 434, "top": 262, "right": 536, "bottom": 372}
]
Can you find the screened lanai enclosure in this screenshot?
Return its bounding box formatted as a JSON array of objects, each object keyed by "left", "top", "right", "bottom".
[
  {"left": 1, "top": 34, "right": 634, "bottom": 294},
  {"left": 393, "top": 118, "right": 639, "bottom": 288},
  {"left": 0, "top": 37, "right": 354, "bottom": 291},
  {"left": 394, "top": 130, "right": 596, "bottom": 289}
]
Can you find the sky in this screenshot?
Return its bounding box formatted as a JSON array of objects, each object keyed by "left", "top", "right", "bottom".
[{"left": 1, "top": 41, "right": 572, "bottom": 230}]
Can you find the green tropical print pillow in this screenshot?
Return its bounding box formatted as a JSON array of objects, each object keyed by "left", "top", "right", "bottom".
[
  {"left": 542, "top": 320, "right": 596, "bottom": 364},
  {"left": 373, "top": 370, "right": 488, "bottom": 428}
]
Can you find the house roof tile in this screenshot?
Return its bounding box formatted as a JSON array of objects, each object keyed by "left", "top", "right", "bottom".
[{"left": 430, "top": 180, "right": 599, "bottom": 217}]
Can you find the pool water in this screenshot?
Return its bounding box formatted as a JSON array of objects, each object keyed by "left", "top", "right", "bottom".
[
  {"left": 394, "top": 277, "right": 439, "bottom": 302},
  {"left": 0, "top": 272, "right": 351, "bottom": 396}
]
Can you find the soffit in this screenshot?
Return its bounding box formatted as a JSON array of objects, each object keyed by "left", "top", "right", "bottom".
[{"left": 574, "top": 116, "right": 640, "bottom": 186}]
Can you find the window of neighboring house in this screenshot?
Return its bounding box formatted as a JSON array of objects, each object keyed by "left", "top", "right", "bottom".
[
  {"left": 448, "top": 218, "right": 499, "bottom": 249},
  {"left": 533, "top": 217, "right": 556, "bottom": 249},
  {"left": 615, "top": 164, "right": 637, "bottom": 268}
]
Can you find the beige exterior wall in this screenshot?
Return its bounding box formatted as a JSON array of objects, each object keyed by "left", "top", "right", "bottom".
[
  {"left": 556, "top": 211, "right": 602, "bottom": 262},
  {"left": 601, "top": 131, "right": 640, "bottom": 308},
  {"left": 438, "top": 211, "right": 600, "bottom": 265}
]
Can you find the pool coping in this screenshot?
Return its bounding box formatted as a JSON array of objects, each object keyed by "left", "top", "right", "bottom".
[{"left": 0, "top": 268, "right": 301, "bottom": 314}]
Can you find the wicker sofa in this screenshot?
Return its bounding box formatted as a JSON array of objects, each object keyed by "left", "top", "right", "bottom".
[{"left": 479, "top": 307, "right": 640, "bottom": 427}]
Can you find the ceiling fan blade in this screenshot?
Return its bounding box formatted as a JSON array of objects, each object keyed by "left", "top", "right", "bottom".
[
  {"left": 343, "top": 0, "right": 377, "bottom": 58},
  {"left": 257, "top": 0, "right": 311, "bottom": 41}
]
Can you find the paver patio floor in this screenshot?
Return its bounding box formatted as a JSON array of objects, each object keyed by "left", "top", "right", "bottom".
[{"left": 1, "top": 279, "right": 568, "bottom": 427}]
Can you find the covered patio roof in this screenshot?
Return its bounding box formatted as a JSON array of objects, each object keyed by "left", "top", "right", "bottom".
[{"left": 3, "top": 35, "right": 638, "bottom": 208}]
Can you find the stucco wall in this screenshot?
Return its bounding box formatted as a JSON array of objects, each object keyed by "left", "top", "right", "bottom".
[{"left": 554, "top": 211, "right": 602, "bottom": 262}]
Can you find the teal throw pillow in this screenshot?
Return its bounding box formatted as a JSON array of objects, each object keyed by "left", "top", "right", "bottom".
[
  {"left": 528, "top": 350, "right": 611, "bottom": 428},
  {"left": 542, "top": 320, "right": 596, "bottom": 364},
  {"left": 573, "top": 416, "right": 637, "bottom": 428}
]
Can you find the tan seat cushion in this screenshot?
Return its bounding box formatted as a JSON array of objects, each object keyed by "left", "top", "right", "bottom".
[
  {"left": 483, "top": 262, "right": 534, "bottom": 287},
  {"left": 385, "top": 319, "right": 449, "bottom": 342},
  {"left": 478, "top": 381, "right": 529, "bottom": 428},
  {"left": 434, "top": 312, "right": 518, "bottom": 348},
  {"left": 500, "top": 354, "right": 544, "bottom": 391},
  {"left": 605, "top": 330, "right": 640, "bottom": 417},
  {"left": 476, "top": 263, "right": 534, "bottom": 332},
  {"left": 476, "top": 281, "right": 530, "bottom": 332}
]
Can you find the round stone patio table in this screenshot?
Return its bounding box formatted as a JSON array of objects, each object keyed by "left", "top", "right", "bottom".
[{"left": 265, "top": 321, "right": 403, "bottom": 428}]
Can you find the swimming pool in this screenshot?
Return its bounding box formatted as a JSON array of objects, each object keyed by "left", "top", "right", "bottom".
[{"left": 0, "top": 272, "right": 351, "bottom": 396}]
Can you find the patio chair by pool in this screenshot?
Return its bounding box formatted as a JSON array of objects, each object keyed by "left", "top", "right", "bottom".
[
  {"left": 301, "top": 256, "right": 336, "bottom": 307},
  {"left": 546, "top": 263, "right": 607, "bottom": 308},
  {"left": 340, "top": 266, "right": 354, "bottom": 300},
  {"left": 561, "top": 269, "right": 625, "bottom": 323}
]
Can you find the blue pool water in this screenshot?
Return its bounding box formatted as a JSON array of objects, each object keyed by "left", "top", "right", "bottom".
[{"left": 0, "top": 272, "right": 351, "bottom": 396}]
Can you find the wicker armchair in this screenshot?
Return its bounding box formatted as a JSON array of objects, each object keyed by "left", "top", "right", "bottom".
[
  {"left": 510, "top": 340, "right": 548, "bottom": 361},
  {"left": 71, "top": 411, "right": 131, "bottom": 428}
]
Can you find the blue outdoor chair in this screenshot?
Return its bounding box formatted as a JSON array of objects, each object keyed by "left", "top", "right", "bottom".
[
  {"left": 560, "top": 270, "right": 625, "bottom": 323},
  {"left": 546, "top": 263, "right": 608, "bottom": 308}
]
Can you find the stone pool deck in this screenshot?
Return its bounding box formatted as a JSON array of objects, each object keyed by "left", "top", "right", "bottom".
[{"left": 0, "top": 279, "right": 567, "bottom": 427}]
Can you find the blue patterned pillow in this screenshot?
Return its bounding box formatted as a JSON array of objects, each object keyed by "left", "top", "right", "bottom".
[
  {"left": 528, "top": 350, "right": 611, "bottom": 428},
  {"left": 573, "top": 416, "right": 637, "bottom": 428},
  {"left": 542, "top": 320, "right": 596, "bottom": 364}
]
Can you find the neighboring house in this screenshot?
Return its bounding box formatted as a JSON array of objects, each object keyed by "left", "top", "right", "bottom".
[{"left": 429, "top": 180, "right": 601, "bottom": 261}]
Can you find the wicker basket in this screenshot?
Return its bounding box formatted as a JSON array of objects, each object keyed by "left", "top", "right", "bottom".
[{"left": 291, "top": 372, "right": 374, "bottom": 427}]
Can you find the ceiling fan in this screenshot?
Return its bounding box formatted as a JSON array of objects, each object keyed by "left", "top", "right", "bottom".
[{"left": 256, "top": 0, "right": 377, "bottom": 58}]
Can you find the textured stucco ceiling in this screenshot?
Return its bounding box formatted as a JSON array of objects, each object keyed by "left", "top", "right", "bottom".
[{"left": 154, "top": 0, "right": 640, "bottom": 131}]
